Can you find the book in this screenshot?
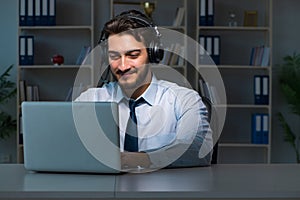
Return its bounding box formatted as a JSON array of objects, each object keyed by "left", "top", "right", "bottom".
[
  {"left": 65, "top": 83, "right": 84, "bottom": 101},
  {"left": 160, "top": 46, "right": 171, "bottom": 65},
  {"left": 19, "top": 80, "right": 26, "bottom": 102},
  {"left": 209, "top": 85, "right": 219, "bottom": 104},
  {"left": 33, "top": 85, "right": 40, "bottom": 101},
  {"left": 161, "top": 44, "right": 175, "bottom": 65},
  {"left": 169, "top": 43, "right": 182, "bottom": 65},
  {"left": 76, "top": 46, "right": 91, "bottom": 65},
  {"left": 173, "top": 7, "right": 185, "bottom": 27},
  {"left": 261, "top": 47, "right": 270, "bottom": 67},
  {"left": 198, "top": 79, "right": 218, "bottom": 104},
  {"left": 249, "top": 45, "right": 270, "bottom": 66},
  {"left": 26, "top": 85, "right": 33, "bottom": 101},
  {"left": 177, "top": 46, "right": 185, "bottom": 66}
]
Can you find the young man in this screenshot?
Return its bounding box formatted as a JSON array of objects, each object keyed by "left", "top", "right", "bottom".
[{"left": 76, "top": 10, "right": 213, "bottom": 170}]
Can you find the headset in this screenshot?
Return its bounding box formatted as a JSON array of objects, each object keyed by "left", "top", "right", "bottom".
[{"left": 98, "top": 10, "right": 164, "bottom": 64}]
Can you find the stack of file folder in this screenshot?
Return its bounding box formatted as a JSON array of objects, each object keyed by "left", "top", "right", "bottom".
[{"left": 19, "top": 0, "right": 56, "bottom": 26}]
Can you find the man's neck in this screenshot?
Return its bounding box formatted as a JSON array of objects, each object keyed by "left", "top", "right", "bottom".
[
  {"left": 127, "top": 83, "right": 150, "bottom": 100},
  {"left": 123, "top": 73, "right": 152, "bottom": 100}
]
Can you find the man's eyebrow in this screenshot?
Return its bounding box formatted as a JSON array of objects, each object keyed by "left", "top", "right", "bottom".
[
  {"left": 125, "top": 49, "right": 142, "bottom": 54},
  {"left": 108, "top": 49, "right": 142, "bottom": 55}
]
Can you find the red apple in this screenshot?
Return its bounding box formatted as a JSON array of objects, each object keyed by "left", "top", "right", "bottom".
[{"left": 51, "top": 54, "right": 64, "bottom": 65}]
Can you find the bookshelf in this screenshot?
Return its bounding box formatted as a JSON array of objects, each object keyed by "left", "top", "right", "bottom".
[
  {"left": 16, "top": 0, "right": 273, "bottom": 164},
  {"left": 17, "top": 0, "right": 95, "bottom": 163},
  {"left": 196, "top": 0, "right": 272, "bottom": 163}
]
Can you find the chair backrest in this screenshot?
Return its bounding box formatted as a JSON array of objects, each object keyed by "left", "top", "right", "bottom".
[{"left": 201, "top": 96, "right": 218, "bottom": 164}]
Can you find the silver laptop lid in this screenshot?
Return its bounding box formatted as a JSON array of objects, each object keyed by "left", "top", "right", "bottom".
[{"left": 22, "top": 101, "right": 121, "bottom": 173}]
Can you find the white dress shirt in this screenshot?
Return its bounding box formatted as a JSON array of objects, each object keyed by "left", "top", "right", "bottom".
[{"left": 76, "top": 75, "right": 213, "bottom": 168}]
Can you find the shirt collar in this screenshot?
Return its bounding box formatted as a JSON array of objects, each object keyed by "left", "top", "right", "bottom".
[{"left": 113, "top": 74, "right": 158, "bottom": 105}]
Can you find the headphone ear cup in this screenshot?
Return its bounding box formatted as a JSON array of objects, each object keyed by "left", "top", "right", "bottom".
[{"left": 148, "top": 40, "right": 164, "bottom": 63}]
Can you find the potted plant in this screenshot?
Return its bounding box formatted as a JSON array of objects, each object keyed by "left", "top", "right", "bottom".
[
  {"left": 0, "top": 65, "right": 17, "bottom": 140},
  {"left": 278, "top": 52, "right": 300, "bottom": 163}
]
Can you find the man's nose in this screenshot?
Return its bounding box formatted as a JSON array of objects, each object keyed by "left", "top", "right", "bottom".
[{"left": 118, "top": 55, "right": 130, "bottom": 71}]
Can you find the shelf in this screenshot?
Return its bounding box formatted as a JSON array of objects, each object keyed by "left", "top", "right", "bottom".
[
  {"left": 161, "top": 25, "right": 186, "bottom": 31},
  {"left": 19, "top": 25, "right": 93, "bottom": 30},
  {"left": 215, "top": 104, "right": 270, "bottom": 109},
  {"left": 219, "top": 143, "right": 270, "bottom": 148},
  {"left": 198, "top": 65, "right": 270, "bottom": 69},
  {"left": 198, "top": 26, "right": 270, "bottom": 31},
  {"left": 17, "top": 0, "right": 95, "bottom": 163},
  {"left": 19, "top": 65, "right": 91, "bottom": 69},
  {"left": 196, "top": 0, "right": 272, "bottom": 164}
]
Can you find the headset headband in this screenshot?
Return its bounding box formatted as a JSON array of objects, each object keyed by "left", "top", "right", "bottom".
[{"left": 98, "top": 13, "right": 161, "bottom": 44}]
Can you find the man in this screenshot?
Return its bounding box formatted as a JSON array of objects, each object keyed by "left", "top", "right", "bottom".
[{"left": 76, "top": 10, "right": 213, "bottom": 170}]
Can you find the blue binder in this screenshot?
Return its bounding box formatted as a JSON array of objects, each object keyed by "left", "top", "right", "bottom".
[
  {"left": 254, "top": 75, "right": 269, "bottom": 105},
  {"left": 261, "top": 75, "right": 269, "bottom": 105},
  {"left": 48, "top": 0, "right": 56, "bottom": 25},
  {"left": 26, "top": 0, "right": 35, "bottom": 26},
  {"left": 262, "top": 114, "right": 269, "bottom": 144},
  {"left": 19, "top": 0, "right": 27, "bottom": 26},
  {"left": 212, "top": 35, "right": 220, "bottom": 65},
  {"left": 19, "top": 36, "right": 27, "bottom": 65},
  {"left": 254, "top": 75, "right": 261, "bottom": 104},
  {"left": 206, "top": 0, "right": 214, "bottom": 26},
  {"left": 251, "top": 114, "right": 262, "bottom": 144},
  {"left": 199, "top": 0, "right": 206, "bottom": 25},
  {"left": 34, "top": 0, "right": 42, "bottom": 25},
  {"left": 26, "top": 36, "right": 34, "bottom": 65},
  {"left": 40, "top": 0, "right": 48, "bottom": 25},
  {"left": 199, "top": 35, "right": 205, "bottom": 64}
]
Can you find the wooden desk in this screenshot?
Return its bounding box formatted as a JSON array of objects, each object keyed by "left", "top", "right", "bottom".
[{"left": 0, "top": 164, "right": 300, "bottom": 200}]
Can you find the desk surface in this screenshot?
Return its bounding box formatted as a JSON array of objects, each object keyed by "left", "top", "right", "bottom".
[{"left": 0, "top": 164, "right": 300, "bottom": 200}]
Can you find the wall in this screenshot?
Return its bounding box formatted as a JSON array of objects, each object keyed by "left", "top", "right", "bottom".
[
  {"left": 0, "top": 0, "right": 18, "bottom": 163},
  {"left": 271, "top": 0, "right": 300, "bottom": 163}
]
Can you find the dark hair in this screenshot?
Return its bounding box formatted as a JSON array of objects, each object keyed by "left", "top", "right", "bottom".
[{"left": 99, "top": 10, "right": 158, "bottom": 48}]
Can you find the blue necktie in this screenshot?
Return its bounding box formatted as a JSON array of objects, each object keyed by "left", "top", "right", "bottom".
[{"left": 124, "top": 98, "right": 145, "bottom": 152}]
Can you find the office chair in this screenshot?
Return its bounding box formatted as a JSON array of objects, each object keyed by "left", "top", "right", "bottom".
[{"left": 201, "top": 96, "right": 218, "bottom": 164}]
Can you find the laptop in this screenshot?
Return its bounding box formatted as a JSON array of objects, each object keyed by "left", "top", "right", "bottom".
[{"left": 22, "top": 101, "right": 122, "bottom": 174}]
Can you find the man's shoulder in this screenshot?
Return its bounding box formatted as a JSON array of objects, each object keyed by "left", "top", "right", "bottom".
[
  {"left": 76, "top": 82, "right": 117, "bottom": 101},
  {"left": 157, "top": 79, "right": 198, "bottom": 95}
]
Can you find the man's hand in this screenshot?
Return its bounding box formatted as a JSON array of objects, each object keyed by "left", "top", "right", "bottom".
[{"left": 121, "top": 152, "right": 151, "bottom": 169}]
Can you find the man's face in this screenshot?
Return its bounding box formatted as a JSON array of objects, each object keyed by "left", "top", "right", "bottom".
[{"left": 108, "top": 34, "right": 151, "bottom": 93}]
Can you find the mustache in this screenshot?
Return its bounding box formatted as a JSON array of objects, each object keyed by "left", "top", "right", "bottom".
[{"left": 116, "top": 68, "right": 134, "bottom": 76}]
